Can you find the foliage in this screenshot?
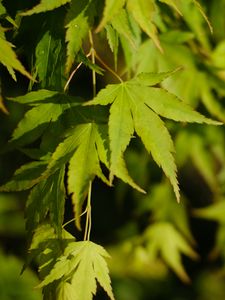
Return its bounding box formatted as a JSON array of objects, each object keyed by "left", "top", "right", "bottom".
[{"left": 0, "top": 0, "right": 225, "bottom": 299}]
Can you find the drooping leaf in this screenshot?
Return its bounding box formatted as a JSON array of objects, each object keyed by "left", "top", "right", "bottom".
[
  {"left": 0, "top": 26, "right": 32, "bottom": 80},
  {"left": 0, "top": 161, "right": 48, "bottom": 192},
  {"left": 111, "top": 9, "right": 136, "bottom": 48},
  {"left": 159, "top": 0, "right": 182, "bottom": 15},
  {"left": 144, "top": 222, "right": 198, "bottom": 282},
  {"left": 38, "top": 241, "right": 115, "bottom": 300},
  {"left": 26, "top": 167, "right": 66, "bottom": 237},
  {"left": 127, "top": 0, "right": 162, "bottom": 51},
  {"left": 96, "top": 0, "right": 126, "bottom": 32},
  {"left": 21, "top": 0, "right": 71, "bottom": 16},
  {"left": 65, "top": 1, "right": 90, "bottom": 73},
  {"left": 67, "top": 123, "right": 109, "bottom": 228},
  {"left": 105, "top": 25, "right": 119, "bottom": 69}
]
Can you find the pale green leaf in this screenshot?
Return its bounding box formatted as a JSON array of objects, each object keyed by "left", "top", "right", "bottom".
[
  {"left": 190, "top": 135, "right": 219, "bottom": 192},
  {"left": 127, "top": 0, "right": 162, "bottom": 51},
  {"left": 132, "top": 100, "right": 179, "bottom": 201},
  {"left": 39, "top": 241, "right": 115, "bottom": 300},
  {"left": 65, "top": 10, "right": 89, "bottom": 73},
  {"left": 108, "top": 86, "right": 134, "bottom": 179},
  {"left": 159, "top": 0, "right": 182, "bottom": 15},
  {"left": 105, "top": 25, "right": 119, "bottom": 69},
  {"left": 0, "top": 1, "right": 6, "bottom": 16},
  {"left": 0, "top": 26, "right": 32, "bottom": 80},
  {"left": 21, "top": 0, "right": 71, "bottom": 15},
  {"left": 0, "top": 161, "right": 47, "bottom": 192},
  {"left": 57, "top": 282, "right": 76, "bottom": 300},
  {"left": 133, "top": 68, "right": 180, "bottom": 86},
  {"left": 67, "top": 123, "right": 109, "bottom": 228},
  {"left": 144, "top": 222, "right": 198, "bottom": 282},
  {"left": 142, "top": 87, "right": 221, "bottom": 125},
  {"left": 96, "top": 0, "right": 126, "bottom": 32},
  {"left": 194, "top": 200, "right": 225, "bottom": 224},
  {"left": 111, "top": 9, "right": 136, "bottom": 48},
  {"left": 45, "top": 125, "right": 87, "bottom": 176}
]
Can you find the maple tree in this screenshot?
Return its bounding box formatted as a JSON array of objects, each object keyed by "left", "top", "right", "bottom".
[{"left": 1, "top": 0, "right": 225, "bottom": 299}]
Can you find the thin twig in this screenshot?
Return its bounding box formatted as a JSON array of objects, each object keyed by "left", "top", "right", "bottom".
[
  {"left": 64, "top": 52, "right": 91, "bottom": 92},
  {"left": 89, "top": 31, "right": 96, "bottom": 97},
  {"left": 94, "top": 51, "right": 123, "bottom": 83}
]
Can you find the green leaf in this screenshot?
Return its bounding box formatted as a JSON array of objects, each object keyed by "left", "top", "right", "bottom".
[
  {"left": 127, "top": 0, "right": 162, "bottom": 51},
  {"left": 56, "top": 282, "right": 76, "bottom": 300},
  {"left": 0, "top": 161, "right": 48, "bottom": 192},
  {"left": 96, "top": 0, "right": 126, "bottom": 32},
  {"left": 0, "top": 1, "right": 6, "bottom": 16},
  {"left": 11, "top": 103, "right": 63, "bottom": 144},
  {"left": 26, "top": 167, "right": 66, "bottom": 236},
  {"left": 7, "top": 90, "right": 59, "bottom": 106},
  {"left": 65, "top": 1, "right": 90, "bottom": 73},
  {"left": 194, "top": 199, "right": 225, "bottom": 224},
  {"left": 0, "top": 26, "right": 32, "bottom": 80},
  {"left": 87, "top": 73, "right": 219, "bottom": 200},
  {"left": 35, "top": 30, "right": 64, "bottom": 89},
  {"left": 67, "top": 123, "right": 109, "bottom": 228},
  {"left": 144, "top": 222, "right": 198, "bottom": 282},
  {"left": 21, "top": 0, "right": 71, "bottom": 16},
  {"left": 38, "top": 241, "right": 115, "bottom": 300},
  {"left": 111, "top": 9, "right": 136, "bottom": 48},
  {"left": 142, "top": 87, "right": 221, "bottom": 125},
  {"left": 159, "top": 0, "right": 182, "bottom": 15},
  {"left": 106, "top": 25, "right": 119, "bottom": 69}
]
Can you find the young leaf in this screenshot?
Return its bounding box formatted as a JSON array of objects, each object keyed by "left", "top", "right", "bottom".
[
  {"left": 0, "top": 26, "right": 32, "bottom": 80},
  {"left": 21, "top": 0, "right": 71, "bottom": 16},
  {"left": 144, "top": 222, "right": 198, "bottom": 282},
  {"left": 194, "top": 200, "right": 225, "bottom": 224},
  {"left": 67, "top": 123, "right": 109, "bottom": 228},
  {"left": 96, "top": 0, "right": 126, "bottom": 32},
  {"left": 38, "top": 241, "right": 115, "bottom": 300}
]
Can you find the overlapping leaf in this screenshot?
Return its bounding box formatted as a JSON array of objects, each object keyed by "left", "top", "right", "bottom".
[
  {"left": 86, "top": 71, "right": 219, "bottom": 201},
  {"left": 38, "top": 241, "right": 115, "bottom": 300},
  {"left": 26, "top": 167, "right": 66, "bottom": 237},
  {"left": 7, "top": 89, "right": 81, "bottom": 146}
]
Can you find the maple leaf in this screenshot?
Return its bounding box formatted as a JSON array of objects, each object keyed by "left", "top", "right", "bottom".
[
  {"left": 26, "top": 167, "right": 66, "bottom": 237},
  {"left": 143, "top": 222, "right": 198, "bottom": 282},
  {"left": 0, "top": 26, "right": 32, "bottom": 80},
  {"left": 85, "top": 71, "right": 220, "bottom": 201},
  {"left": 42, "top": 123, "right": 109, "bottom": 229},
  {"left": 21, "top": 0, "right": 71, "bottom": 16},
  {"left": 38, "top": 241, "right": 115, "bottom": 300}
]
